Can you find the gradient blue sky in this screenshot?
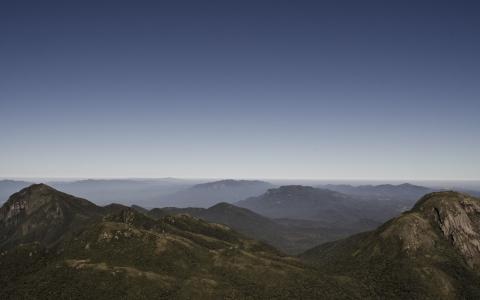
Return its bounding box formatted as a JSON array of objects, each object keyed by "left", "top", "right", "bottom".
[{"left": 1, "top": 0, "right": 479, "bottom": 180}]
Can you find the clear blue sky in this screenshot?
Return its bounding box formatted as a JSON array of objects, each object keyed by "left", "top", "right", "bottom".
[{"left": 1, "top": 0, "right": 479, "bottom": 180}]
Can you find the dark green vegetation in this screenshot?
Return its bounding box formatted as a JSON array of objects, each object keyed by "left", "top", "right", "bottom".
[{"left": 2, "top": 184, "right": 480, "bottom": 299}]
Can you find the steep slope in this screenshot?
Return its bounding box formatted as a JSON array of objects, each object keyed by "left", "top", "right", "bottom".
[
  {"left": 0, "top": 184, "right": 104, "bottom": 249},
  {"left": 0, "top": 208, "right": 355, "bottom": 299},
  {"left": 156, "top": 179, "right": 274, "bottom": 208},
  {"left": 302, "top": 191, "right": 480, "bottom": 299}
]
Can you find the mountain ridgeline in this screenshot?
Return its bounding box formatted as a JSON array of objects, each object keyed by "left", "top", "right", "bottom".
[
  {"left": 321, "top": 182, "right": 438, "bottom": 212},
  {"left": 236, "top": 185, "right": 409, "bottom": 228},
  {"left": 1, "top": 183, "right": 480, "bottom": 299},
  {"left": 154, "top": 179, "right": 274, "bottom": 208}
]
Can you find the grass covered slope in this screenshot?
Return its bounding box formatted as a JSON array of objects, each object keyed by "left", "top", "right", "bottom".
[{"left": 302, "top": 191, "right": 480, "bottom": 300}]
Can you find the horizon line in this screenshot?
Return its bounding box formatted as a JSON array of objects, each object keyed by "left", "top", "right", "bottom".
[{"left": 1, "top": 176, "right": 479, "bottom": 182}]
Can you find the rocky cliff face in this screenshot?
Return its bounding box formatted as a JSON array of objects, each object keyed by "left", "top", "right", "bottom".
[{"left": 414, "top": 191, "right": 480, "bottom": 269}]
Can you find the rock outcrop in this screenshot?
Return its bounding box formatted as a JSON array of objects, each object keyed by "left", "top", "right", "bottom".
[{"left": 414, "top": 191, "right": 480, "bottom": 269}]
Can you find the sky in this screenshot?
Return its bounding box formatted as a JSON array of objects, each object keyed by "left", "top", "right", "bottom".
[{"left": 0, "top": 0, "right": 479, "bottom": 180}]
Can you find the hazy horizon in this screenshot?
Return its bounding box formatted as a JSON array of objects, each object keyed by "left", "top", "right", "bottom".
[{"left": 2, "top": 176, "right": 480, "bottom": 187}]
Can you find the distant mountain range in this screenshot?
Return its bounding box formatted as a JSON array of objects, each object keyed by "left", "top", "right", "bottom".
[
  {"left": 0, "top": 179, "right": 195, "bottom": 206},
  {"left": 237, "top": 185, "right": 410, "bottom": 227},
  {"left": 153, "top": 179, "right": 274, "bottom": 208},
  {"left": 50, "top": 179, "right": 195, "bottom": 206},
  {"left": 0, "top": 179, "right": 274, "bottom": 208},
  {"left": 2, "top": 184, "right": 480, "bottom": 298},
  {"left": 322, "top": 182, "right": 434, "bottom": 199},
  {"left": 0, "top": 180, "right": 32, "bottom": 204}
]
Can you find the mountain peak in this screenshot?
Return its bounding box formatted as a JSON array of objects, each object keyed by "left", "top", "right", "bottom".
[
  {"left": 412, "top": 190, "right": 472, "bottom": 211},
  {"left": 1, "top": 184, "right": 64, "bottom": 222},
  {"left": 15, "top": 183, "right": 56, "bottom": 194},
  {"left": 411, "top": 191, "right": 480, "bottom": 268},
  {"left": 0, "top": 183, "right": 103, "bottom": 249}
]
